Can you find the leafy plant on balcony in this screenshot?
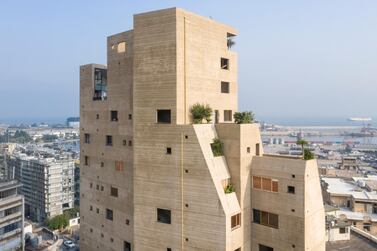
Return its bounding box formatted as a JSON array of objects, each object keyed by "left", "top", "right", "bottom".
[
  {"left": 225, "top": 184, "right": 235, "bottom": 194},
  {"left": 211, "top": 138, "right": 224, "bottom": 157},
  {"left": 191, "top": 103, "right": 212, "bottom": 124},
  {"left": 233, "top": 111, "right": 254, "bottom": 124}
]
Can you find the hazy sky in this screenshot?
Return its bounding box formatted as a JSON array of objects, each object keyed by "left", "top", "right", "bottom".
[{"left": 1, "top": 0, "right": 376, "bottom": 123}]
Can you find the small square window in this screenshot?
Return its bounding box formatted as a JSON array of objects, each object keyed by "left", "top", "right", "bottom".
[
  {"left": 221, "top": 81, "right": 230, "bottom": 93},
  {"left": 96, "top": 208, "right": 99, "bottom": 214},
  {"left": 90, "top": 228, "right": 93, "bottom": 233},
  {"left": 129, "top": 140, "right": 132, "bottom": 146},
  {"left": 224, "top": 110, "right": 232, "bottom": 122},
  {"left": 157, "top": 110, "right": 171, "bottom": 123},
  {"left": 101, "top": 185, "right": 104, "bottom": 191},
  {"left": 247, "top": 147, "right": 251, "bottom": 153},
  {"left": 167, "top": 249, "right": 172, "bottom": 251},
  {"left": 106, "top": 209, "right": 113, "bottom": 221},
  {"left": 96, "top": 184, "right": 99, "bottom": 190},
  {"left": 96, "top": 114, "right": 100, "bottom": 119},
  {"left": 106, "top": 135, "right": 113, "bottom": 146},
  {"left": 292, "top": 174, "right": 296, "bottom": 178},
  {"left": 126, "top": 219, "right": 130, "bottom": 225},
  {"left": 101, "top": 162, "right": 104, "bottom": 167},
  {"left": 287, "top": 186, "right": 295, "bottom": 194},
  {"left": 221, "top": 58, "right": 229, "bottom": 70},
  {"left": 157, "top": 208, "right": 171, "bottom": 224},
  {"left": 90, "top": 205, "right": 93, "bottom": 211},
  {"left": 110, "top": 238, "right": 114, "bottom": 242},
  {"left": 84, "top": 156, "right": 89, "bottom": 166},
  {"left": 128, "top": 114, "right": 132, "bottom": 120},
  {"left": 111, "top": 111, "right": 118, "bottom": 121},
  {"left": 166, "top": 147, "right": 172, "bottom": 154}
]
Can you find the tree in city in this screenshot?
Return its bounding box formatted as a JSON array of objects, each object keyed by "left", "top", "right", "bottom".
[{"left": 46, "top": 214, "right": 69, "bottom": 230}]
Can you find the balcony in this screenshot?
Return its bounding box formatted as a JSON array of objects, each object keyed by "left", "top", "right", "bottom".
[{"left": 93, "top": 68, "right": 107, "bottom": 101}]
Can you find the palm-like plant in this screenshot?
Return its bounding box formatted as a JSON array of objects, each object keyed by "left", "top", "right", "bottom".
[
  {"left": 296, "top": 139, "right": 308, "bottom": 158},
  {"left": 227, "top": 38, "right": 235, "bottom": 49}
]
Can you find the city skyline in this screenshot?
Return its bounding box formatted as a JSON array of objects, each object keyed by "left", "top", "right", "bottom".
[{"left": 1, "top": 0, "right": 377, "bottom": 121}]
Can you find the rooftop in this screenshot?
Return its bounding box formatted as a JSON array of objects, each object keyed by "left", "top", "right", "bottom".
[{"left": 326, "top": 231, "right": 377, "bottom": 251}]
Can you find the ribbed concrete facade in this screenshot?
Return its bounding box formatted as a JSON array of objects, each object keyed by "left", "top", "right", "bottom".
[{"left": 80, "top": 8, "right": 326, "bottom": 251}]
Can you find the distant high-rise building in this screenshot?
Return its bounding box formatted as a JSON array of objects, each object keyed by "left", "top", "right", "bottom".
[
  {"left": 7, "top": 148, "right": 75, "bottom": 223},
  {"left": 80, "top": 8, "right": 326, "bottom": 251},
  {"left": 0, "top": 180, "right": 24, "bottom": 251},
  {"left": 66, "top": 117, "right": 80, "bottom": 128}
]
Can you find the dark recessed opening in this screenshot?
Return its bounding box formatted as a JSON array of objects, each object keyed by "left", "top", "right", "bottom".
[
  {"left": 106, "top": 135, "right": 113, "bottom": 146},
  {"left": 221, "top": 81, "right": 230, "bottom": 93},
  {"left": 157, "top": 109, "right": 171, "bottom": 123},
  {"left": 288, "top": 186, "right": 295, "bottom": 194},
  {"left": 166, "top": 147, "right": 172, "bottom": 154},
  {"left": 221, "top": 58, "right": 229, "bottom": 70},
  {"left": 111, "top": 110, "right": 118, "bottom": 121},
  {"left": 157, "top": 208, "right": 171, "bottom": 224}
]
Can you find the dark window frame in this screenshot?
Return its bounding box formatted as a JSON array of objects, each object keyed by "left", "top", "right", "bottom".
[
  {"left": 221, "top": 81, "right": 230, "bottom": 93},
  {"left": 111, "top": 110, "right": 118, "bottom": 121},
  {"left": 157, "top": 208, "right": 171, "bottom": 224},
  {"left": 157, "top": 109, "right": 171, "bottom": 123}
]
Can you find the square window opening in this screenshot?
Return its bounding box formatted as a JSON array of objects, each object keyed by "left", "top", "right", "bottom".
[
  {"left": 157, "top": 110, "right": 171, "bottom": 123},
  {"left": 157, "top": 208, "right": 171, "bottom": 224},
  {"left": 288, "top": 186, "right": 295, "bottom": 194}
]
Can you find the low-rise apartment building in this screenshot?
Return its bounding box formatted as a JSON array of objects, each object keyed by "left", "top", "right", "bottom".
[
  {"left": 0, "top": 180, "right": 24, "bottom": 251},
  {"left": 322, "top": 176, "right": 377, "bottom": 236},
  {"left": 80, "top": 7, "right": 326, "bottom": 251}
]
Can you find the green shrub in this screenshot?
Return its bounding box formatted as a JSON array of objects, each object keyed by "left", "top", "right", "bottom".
[
  {"left": 191, "top": 103, "right": 212, "bottom": 124},
  {"left": 233, "top": 111, "right": 254, "bottom": 124},
  {"left": 225, "top": 184, "right": 235, "bottom": 194},
  {"left": 304, "top": 149, "right": 315, "bottom": 160},
  {"left": 211, "top": 138, "right": 223, "bottom": 156}
]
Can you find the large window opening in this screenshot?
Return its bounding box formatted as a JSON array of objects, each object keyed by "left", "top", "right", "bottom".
[
  {"left": 93, "top": 68, "right": 107, "bottom": 101},
  {"left": 157, "top": 208, "right": 171, "bottom": 224},
  {"left": 157, "top": 110, "right": 171, "bottom": 123}
]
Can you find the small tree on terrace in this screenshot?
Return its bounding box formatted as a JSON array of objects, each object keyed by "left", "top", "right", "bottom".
[
  {"left": 233, "top": 111, "right": 254, "bottom": 124},
  {"left": 191, "top": 103, "right": 212, "bottom": 124}
]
